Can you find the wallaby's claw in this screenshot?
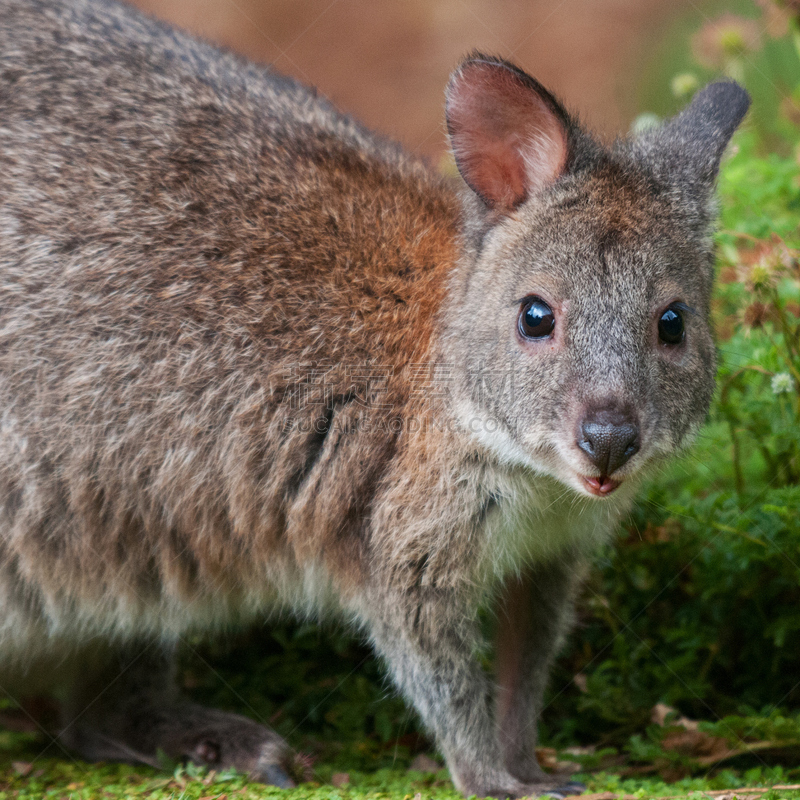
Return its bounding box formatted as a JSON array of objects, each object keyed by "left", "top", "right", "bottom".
[
  {"left": 539, "top": 780, "right": 587, "bottom": 798},
  {"left": 253, "top": 762, "right": 295, "bottom": 788}
]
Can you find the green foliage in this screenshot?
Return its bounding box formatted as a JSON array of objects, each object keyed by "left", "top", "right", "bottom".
[
  {"left": 2, "top": 740, "right": 800, "bottom": 800},
  {"left": 0, "top": 753, "right": 462, "bottom": 800},
  {"left": 587, "top": 767, "right": 800, "bottom": 797},
  {"left": 701, "top": 710, "right": 800, "bottom": 745},
  {"left": 715, "top": 134, "right": 800, "bottom": 491}
]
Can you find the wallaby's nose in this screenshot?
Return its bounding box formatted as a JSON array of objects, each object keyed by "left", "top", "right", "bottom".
[{"left": 577, "top": 406, "right": 640, "bottom": 475}]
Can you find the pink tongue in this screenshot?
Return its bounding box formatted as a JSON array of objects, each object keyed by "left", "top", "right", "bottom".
[{"left": 584, "top": 476, "right": 620, "bottom": 496}]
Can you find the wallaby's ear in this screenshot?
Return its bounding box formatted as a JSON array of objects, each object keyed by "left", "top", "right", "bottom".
[
  {"left": 446, "top": 54, "right": 571, "bottom": 213},
  {"left": 638, "top": 81, "right": 750, "bottom": 189}
]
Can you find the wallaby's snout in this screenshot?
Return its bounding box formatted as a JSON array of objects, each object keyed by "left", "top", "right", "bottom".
[{"left": 577, "top": 402, "right": 640, "bottom": 479}]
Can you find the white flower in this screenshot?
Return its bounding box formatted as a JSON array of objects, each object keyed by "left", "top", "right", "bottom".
[{"left": 771, "top": 372, "right": 794, "bottom": 394}]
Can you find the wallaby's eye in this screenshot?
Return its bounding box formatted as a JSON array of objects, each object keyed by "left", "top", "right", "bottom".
[
  {"left": 518, "top": 297, "right": 555, "bottom": 340},
  {"left": 658, "top": 306, "right": 685, "bottom": 345}
]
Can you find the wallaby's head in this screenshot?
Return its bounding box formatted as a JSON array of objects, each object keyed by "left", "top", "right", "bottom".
[{"left": 442, "top": 54, "right": 749, "bottom": 498}]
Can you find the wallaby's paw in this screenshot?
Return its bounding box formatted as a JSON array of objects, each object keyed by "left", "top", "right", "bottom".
[
  {"left": 536, "top": 780, "right": 587, "bottom": 799},
  {"left": 62, "top": 701, "right": 295, "bottom": 787},
  {"left": 243, "top": 740, "right": 297, "bottom": 787},
  {"left": 457, "top": 769, "right": 582, "bottom": 799},
  {"left": 166, "top": 707, "right": 295, "bottom": 787},
  {"left": 484, "top": 778, "right": 587, "bottom": 799},
  {"left": 252, "top": 761, "right": 295, "bottom": 788},
  {"left": 498, "top": 759, "right": 585, "bottom": 798},
  {"left": 189, "top": 736, "right": 294, "bottom": 787}
]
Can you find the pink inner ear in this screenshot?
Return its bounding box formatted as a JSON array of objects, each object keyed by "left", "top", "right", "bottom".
[{"left": 446, "top": 60, "right": 569, "bottom": 211}]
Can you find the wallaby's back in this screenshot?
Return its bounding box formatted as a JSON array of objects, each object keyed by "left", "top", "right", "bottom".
[{"left": 0, "top": 0, "right": 459, "bottom": 653}]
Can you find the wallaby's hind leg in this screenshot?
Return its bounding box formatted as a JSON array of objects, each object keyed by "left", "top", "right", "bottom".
[{"left": 60, "top": 643, "right": 294, "bottom": 786}]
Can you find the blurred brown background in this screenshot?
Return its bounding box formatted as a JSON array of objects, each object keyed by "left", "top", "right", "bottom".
[{"left": 129, "top": 0, "right": 702, "bottom": 161}]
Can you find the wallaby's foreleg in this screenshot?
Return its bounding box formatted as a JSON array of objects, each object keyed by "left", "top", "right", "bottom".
[
  {"left": 60, "top": 643, "right": 293, "bottom": 786},
  {"left": 494, "top": 557, "right": 585, "bottom": 787},
  {"left": 365, "top": 581, "right": 575, "bottom": 799}
]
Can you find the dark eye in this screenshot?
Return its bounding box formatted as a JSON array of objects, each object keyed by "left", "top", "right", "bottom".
[
  {"left": 518, "top": 297, "right": 555, "bottom": 340},
  {"left": 658, "top": 305, "right": 685, "bottom": 345}
]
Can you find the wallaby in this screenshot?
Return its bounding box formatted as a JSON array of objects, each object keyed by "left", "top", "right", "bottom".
[{"left": 0, "top": 0, "right": 749, "bottom": 796}]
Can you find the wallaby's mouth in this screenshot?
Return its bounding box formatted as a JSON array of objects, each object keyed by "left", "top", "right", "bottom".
[{"left": 582, "top": 475, "right": 621, "bottom": 496}]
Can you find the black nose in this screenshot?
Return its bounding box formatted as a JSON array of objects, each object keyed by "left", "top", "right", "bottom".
[{"left": 577, "top": 405, "right": 640, "bottom": 475}]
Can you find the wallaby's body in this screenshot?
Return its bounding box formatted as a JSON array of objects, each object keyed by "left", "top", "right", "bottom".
[{"left": 0, "top": 0, "right": 748, "bottom": 795}]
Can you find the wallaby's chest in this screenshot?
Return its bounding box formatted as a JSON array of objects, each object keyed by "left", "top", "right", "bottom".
[{"left": 477, "top": 468, "right": 634, "bottom": 582}]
